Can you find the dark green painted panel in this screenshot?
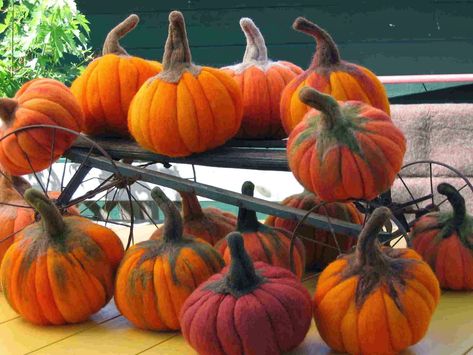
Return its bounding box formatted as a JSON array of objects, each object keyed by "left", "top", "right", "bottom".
[
  {"left": 85, "top": 4, "right": 442, "bottom": 51},
  {"left": 128, "top": 40, "right": 473, "bottom": 75}
]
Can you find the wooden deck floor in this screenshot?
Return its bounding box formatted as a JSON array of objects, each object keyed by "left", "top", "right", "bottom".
[{"left": 1, "top": 225, "right": 472, "bottom": 355}]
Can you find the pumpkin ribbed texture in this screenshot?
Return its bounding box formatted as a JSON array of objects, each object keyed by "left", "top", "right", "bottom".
[{"left": 314, "top": 207, "right": 440, "bottom": 354}]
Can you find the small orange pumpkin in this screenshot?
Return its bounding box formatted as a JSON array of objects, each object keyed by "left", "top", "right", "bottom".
[
  {"left": 115, "top": 187, "right": 225, "bottom": 331},
  {"left": 215, "top": 181, "right": 305, "bottom": 279},
  {"left": 287, "top": 87, "right": 406, "bottom": 202},
  {"left": 265, "top": 190, "right": 363, "bottom": 270},
  {"left": 71, "top": 14, "right": 162, "bottom": 136},
  {"left": 222, "top": 18, "right": 302, "bottom": 139},
  {"left": 0, "top": 79, "right": 83, "bottom": 175},
  {"left": 314, "top": 207, "right": 440, "bottom": 354},
  {"left": 0, "top": 189, "right": 124, "bottom": 325},
  {"left": 151, "top": 190, "right": 237, "bottom": 245},
  {"left": 411, "top": 183, "right": 473, "bottom": 290},
  {"left": 128, "top": 11, "right": 243, "bottom": 157},
  {"left": 280, "top": 17, "right": 390, "bottom": 134}
]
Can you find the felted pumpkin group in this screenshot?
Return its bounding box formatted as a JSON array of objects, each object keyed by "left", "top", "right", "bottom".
[
  {"left": 215, "top": 181, "right": 305, "bottom": 279},
  {"left": 280, "top": 17, "right": 390, "bottom": 134},
  {"left": 0, "top": 189, "right": 124, "bottom": 325},
  {"left": 287, "top": 87, "right": 406, "bottom": 202},
  {"left": 180, "top": 232, "right": 313, "bottom": 355},
  {"left": 314, "top": 207, "right": 440, "bottom": 354},
  {"left": 151, "top": 190, "right": 237, "bottom": 245},
  {"left": 265, "top": 190, "right": 363, "bottom": 269},
  {"left": 222, "top": 18, "right": 302, "bottom": 139},
  {"left": 114, "top": 187, "right": 225, "bottom": 331},
  {"left": 0, "top": 78, "right": 83, "bottom": 175},
  {"left": 410, "top": 183, "right": 473, "bottom": 290},
  {"left": 128, "top": 11, "right": 243, "bottom": 157},
  {"left": 71, "top": 14, "right": 162, "bottom": 136}
]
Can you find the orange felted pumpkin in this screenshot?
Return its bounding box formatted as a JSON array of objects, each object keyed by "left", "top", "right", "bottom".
[
  {"left": 215, "top": 181, "right": 305, "bottom": 279},
  {"left": 0, "top": 78, "right": 83, "bottom": 175},
  {"left": 128, "top": 11, "right": 243, "bottom": 157},
  {"left": 265, "top": 190, "right": 363, "bottom": 270},
  {"left": 71, "top": 15, "right": 162, "bottom": 136},
  {"left": 0, "top": 189, "right": 124, "bottom": 325},
  {"left": 180, "top": 232, "right": 312, "bottom": 355},
  {"left": 222, "top": 18, "right": 302, "bottom": 139},
  {"left": 115, "top": 187, "right": 225, "bottom": 331},
  {"left": 0, "top": 174, "right": 31, "bottom": 264},
  {"left": 287, "top": 87, "right": 406, "bottom": 202},
  {"left": 314, "top": 207, "right": 440, "bottom": 354},
  {"left": 280, "top": 17, "right": 390, "bottom": 134},
  {"left": 411, "top": 183, "right": 473, "bottom": 290},
  {"left": 151, "top": 190, "right": 237, "bottom": 245}
]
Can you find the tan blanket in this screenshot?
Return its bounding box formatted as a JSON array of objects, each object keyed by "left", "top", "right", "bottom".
[{"left": 390, "top": 104, "right": 473, "bottom": 212}]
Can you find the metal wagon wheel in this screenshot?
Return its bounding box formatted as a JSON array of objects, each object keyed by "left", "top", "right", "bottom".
[{"left": 0, "top": 125, "right": 136, "bottom": 250}]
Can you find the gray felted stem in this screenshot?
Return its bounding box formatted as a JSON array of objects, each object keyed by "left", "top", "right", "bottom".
[
  {"left": 437, "top": 183, "right": 466, "bottom": 237},
  {"left": 225, "top": 232, "right": 262, "bottom": 293},
  {"left": 102, "top": 14, "right": 139, "bottom": 56},
  {"left": 298, "top": 87, "right": 343, "bottom": 130},
  {"left": 293, "top": 17, "right": 341, "bottom": 68},
  {"left": 354, "top": 207, "right": 392, "bottom": 268},
  {"left": 24, "top": 188, "right": 65, "bottom": 237},
  {"left": 237, "top": 181, "right": 260, "bottom": 232},
  {"left": 240, "top": 18, "right": 268, "bottom": 63},
  {"left": 179, "top": 190, "right": 204, "bottom": 218},
  {"left": 0, "top": 98, "right": 18, "bottom": 124},
  {"left": 159, "top": 11, "right": 200, "bottom": 82},
  {"left": 151, "top": 187, "right": 183, "bottom": 243}
]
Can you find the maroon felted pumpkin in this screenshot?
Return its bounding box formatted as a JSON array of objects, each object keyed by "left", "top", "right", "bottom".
[
  {"left": 150, "top": 190, "right": 237, "bottom": 245},
  {"left": 265, "top": 190, "right": 363, "bottom": 270},
  {"left": 222, "top": 18, "right": 302, "bottom": 139},
  {"left": 180, "top": 232, "right": 313, "bottom": 355},
  {"left": 215, "top": 181, "right": 305, "bottom": 279},
  {"left": 410, "top": 183, "right": 473, "bottom": 290}
]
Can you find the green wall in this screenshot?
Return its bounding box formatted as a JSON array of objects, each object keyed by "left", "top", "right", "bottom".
[{"left": 76, "top": 0, "right": 473, "bottom": 77}]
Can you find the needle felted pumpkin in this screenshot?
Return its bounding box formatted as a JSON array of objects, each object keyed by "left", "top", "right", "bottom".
[
  {"left": 0, "top": 78, "right": 83, "bottom": 175},
  {"left": 180, "top": 232, "right": 312, "bottom": 355},
  {"left": 128, "top": 11, "right": 243, "bottom": 157},
  {"left": 71, "top": 14, "right": 162, "bottom": 136},
  {"left": 265, "top": 190, "right": 363, "bottom": 270},
  {"left": 280, "top": 17, "right": 390, "bottom": 134},
  {"left": 0, "top": 174, "right": 31, "bottom": 264},
  {"left": 287, "top": 87, "right": 406, "bottom": 202},
  {"left": 314, "top": 207, "right": 440, "bottom": 354},
  {"left": 0, "top": 189, "right": 125, "bottom": 325},
  {"left": 114, "top": 187, "right": 225, "bottom": 331},
  {"left": 215, "top": 181, "right": 305, "bottom": 279},
  {"left": 410, "top": 183, "right": 473, "bottom": 290},
  {"left": 150, "top": 190, "right": 237, "bottom": 245},
  {"left": 221, "top": 18, "right": 302, "bottom": 139}
]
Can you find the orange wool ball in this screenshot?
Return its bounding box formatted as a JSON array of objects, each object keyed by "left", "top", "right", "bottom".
[
  {"left": 71, "top": 14, "right": 162, "bottom": 136},
  {"left": 280, "top": 17, "right": 390, "bottom": 134},
  {"left": 0, "top": 78, "right": 83, "bottom": 175},
  {"left": 222, "top": 18, "right": 302, "bottom": 139},
  {"left": 314, "top": 207, "right": 440, "bottom": 354},
  {"left": 128, "top": 11, "right": 243, "bottom": 157}
]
